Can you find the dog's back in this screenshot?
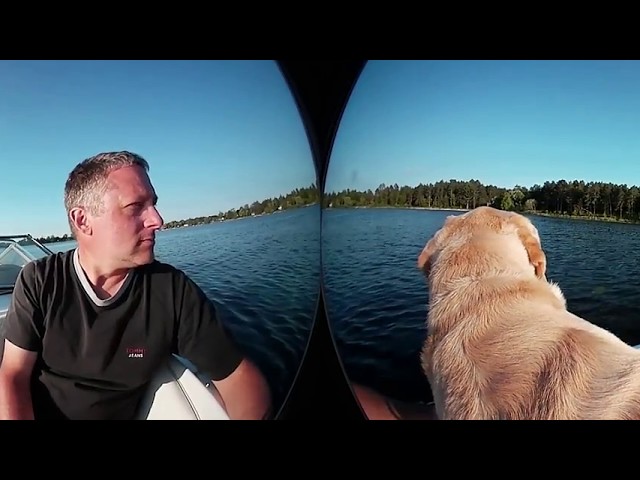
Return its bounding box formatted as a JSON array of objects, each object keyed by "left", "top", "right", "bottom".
[{"left": 423, "top": 283, "right": 640, "bottom": 420}]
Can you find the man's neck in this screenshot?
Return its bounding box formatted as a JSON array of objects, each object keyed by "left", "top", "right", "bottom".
[{"left": 76, "top": 247, "right": 130, "bottom": 300}]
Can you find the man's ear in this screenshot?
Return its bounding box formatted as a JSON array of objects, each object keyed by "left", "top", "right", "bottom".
[
  {"left": 509, "top": 214, "right": 546, "bottom": 278},
  {"left": 69, "top": 207, "right": 92, "bottom": 236}
]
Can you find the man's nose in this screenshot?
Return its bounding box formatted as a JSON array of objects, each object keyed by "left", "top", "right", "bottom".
[{"left": 146, "top": 206, "right": 164, "bottom": 229}]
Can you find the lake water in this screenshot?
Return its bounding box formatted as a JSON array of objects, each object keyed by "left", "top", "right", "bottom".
[
  {"left": 321, "top": 207, "right": 640, "bottom": 403},
  {"left": 18, "top": 205, "right": 321, "bottom": 412}
]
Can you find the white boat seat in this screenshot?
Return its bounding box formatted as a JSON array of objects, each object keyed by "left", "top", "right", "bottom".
[{"left": 135, "top": 355, "right": 230, "bottom": 420}]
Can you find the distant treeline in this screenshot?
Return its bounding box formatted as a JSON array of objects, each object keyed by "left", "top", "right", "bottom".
[
  {"left": 31, "top": 233, "right": 74, "bottom": 245},
  {"left": 162, "top": 183, "right": 319, "bottom": 230},
  {"left": 323, "top": 179, "right": 640, "bottom": 222}
]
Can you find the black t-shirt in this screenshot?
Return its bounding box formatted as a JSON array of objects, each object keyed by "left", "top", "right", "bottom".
[{"left": 3, "top": 248, "right": 244, "bottom": 420}]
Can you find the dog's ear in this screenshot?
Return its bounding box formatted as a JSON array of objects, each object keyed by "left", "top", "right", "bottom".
[
  {"left": 418, "top": 216, "right": 460, "bottom": 275},
  {"left": 417, "top": 236, "right": 438, "bottom": 275},
  {"left": 510, "top": 214, "right": 546, "bottom": 278}
]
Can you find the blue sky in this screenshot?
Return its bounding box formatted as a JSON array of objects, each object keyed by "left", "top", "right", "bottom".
[
  {"left": 326, "top": 60, "right": 640, "bottom": 194},
  {"left": 1, "top": 60, "right": 316, "bottom": 237}
]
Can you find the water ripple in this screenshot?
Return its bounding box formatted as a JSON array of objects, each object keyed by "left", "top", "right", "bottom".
[{"left": 158, "top": 206, "right": 321, "bottom": 406}]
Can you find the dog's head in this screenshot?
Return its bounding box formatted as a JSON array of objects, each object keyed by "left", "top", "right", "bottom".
[{"left": 417, "top": 206, "right": 546, "bottom": 280}]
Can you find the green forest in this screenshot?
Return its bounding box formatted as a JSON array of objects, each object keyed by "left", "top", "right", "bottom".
[
  {"left": 33, "top": 177, "right": 640, "bottom": 245},
  {"left": 161, "top": 183, "right": 319, "bottom": 230},
  {"left": 323, "top": 178, "right": 640, "bottom": 224}
]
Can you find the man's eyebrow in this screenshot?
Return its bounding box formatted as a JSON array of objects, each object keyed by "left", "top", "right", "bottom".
[
  {"left": 140, "top": 192, "right": 158, "bottom": 204},
  {"left": 123, "top": 193, "right": 158, "bottom": 206}
]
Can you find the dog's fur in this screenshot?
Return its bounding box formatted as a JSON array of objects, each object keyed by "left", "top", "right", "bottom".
[{"left": 417, "top": 206, "right": 640, "bottom": 420}]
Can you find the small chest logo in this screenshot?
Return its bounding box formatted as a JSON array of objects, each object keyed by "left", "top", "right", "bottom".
[{"left": 126, "top": 347, "right": 146, "bottom": 358}]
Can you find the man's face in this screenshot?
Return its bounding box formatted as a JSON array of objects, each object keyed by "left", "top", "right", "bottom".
[{"left": 90, "top": 165, "right": 164, "bottom": 267}]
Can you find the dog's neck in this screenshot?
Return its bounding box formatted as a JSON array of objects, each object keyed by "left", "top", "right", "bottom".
[
  {"left": 426, "top": 261, "right": 565, "bottom": 319},
  {"left": 428, "top": 232, "right": 540, "bottom": 294},
  {"left": 428, "top": 259, "right": 539, "bottom": 296}
]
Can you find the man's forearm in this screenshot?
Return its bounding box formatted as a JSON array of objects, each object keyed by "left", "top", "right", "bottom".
[
  {"left": 0, "top": 377, "right": 35, "bottom": 420},
  {"left": 223, "top": 382, "right": 272, "bottom": 420},
  {"left": 213, "top": 359, "right": 273, "bottom": 420}
]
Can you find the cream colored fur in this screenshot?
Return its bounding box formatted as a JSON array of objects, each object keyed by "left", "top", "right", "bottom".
[{"left": 417, "top": 206, "right": 640, "bottom": 420}]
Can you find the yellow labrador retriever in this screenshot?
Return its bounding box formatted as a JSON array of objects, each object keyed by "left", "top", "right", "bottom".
[{"left": 417, "top": 206, "right": 640, "bottom": 420}]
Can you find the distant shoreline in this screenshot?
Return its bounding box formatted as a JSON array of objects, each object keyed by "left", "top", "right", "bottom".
[
  {"left": 526, "top": 211, "right": 640, "bottom": 225},
  {"left": 326, "top": 205, "right": 471, "bottom": 213},
  {"left": 33, "top": 203, "right": 640, "bottom": 244},
  {"left": 160, "top": 202, "right": 317, "bottom": 232},
  {"left": 325, "top": 205, "right": 640, "bottom": 226}
]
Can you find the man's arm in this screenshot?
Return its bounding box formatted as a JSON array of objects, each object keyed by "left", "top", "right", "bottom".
[
  {"left": 174, "top": 270, "right": 273, "bottom": 420},
  {"left": 0, "top": 340, "right": 37, "bottom": 420},
  {"left": 212, "top": 357, "right": 273, "bottom": 420},
  {"left": 0, "top": 261, "right": 44, "bottom": 420}
]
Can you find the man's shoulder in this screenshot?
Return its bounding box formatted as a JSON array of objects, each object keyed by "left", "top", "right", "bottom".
[
  {"left": 138, "top": 260, "right": 207, "bottom": 299},
  {"left": 138, "top": 260, "right": 190, "bottom": 283},
  {"left": 22, "top": 249, "right": 74, "bottom": 281}
]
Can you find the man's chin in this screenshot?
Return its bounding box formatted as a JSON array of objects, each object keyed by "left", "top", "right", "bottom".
[{"left": 132, "top": 251, "right": 155, "bottom": 266}]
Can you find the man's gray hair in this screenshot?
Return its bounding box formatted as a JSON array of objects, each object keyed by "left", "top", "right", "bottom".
[{"left": 64, "top": 151, "right": 149, "bottom": 232}]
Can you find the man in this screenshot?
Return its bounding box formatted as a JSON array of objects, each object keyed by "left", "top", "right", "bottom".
[{"left": 0, "top": 151, "right": 272, "bottom": 420}]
